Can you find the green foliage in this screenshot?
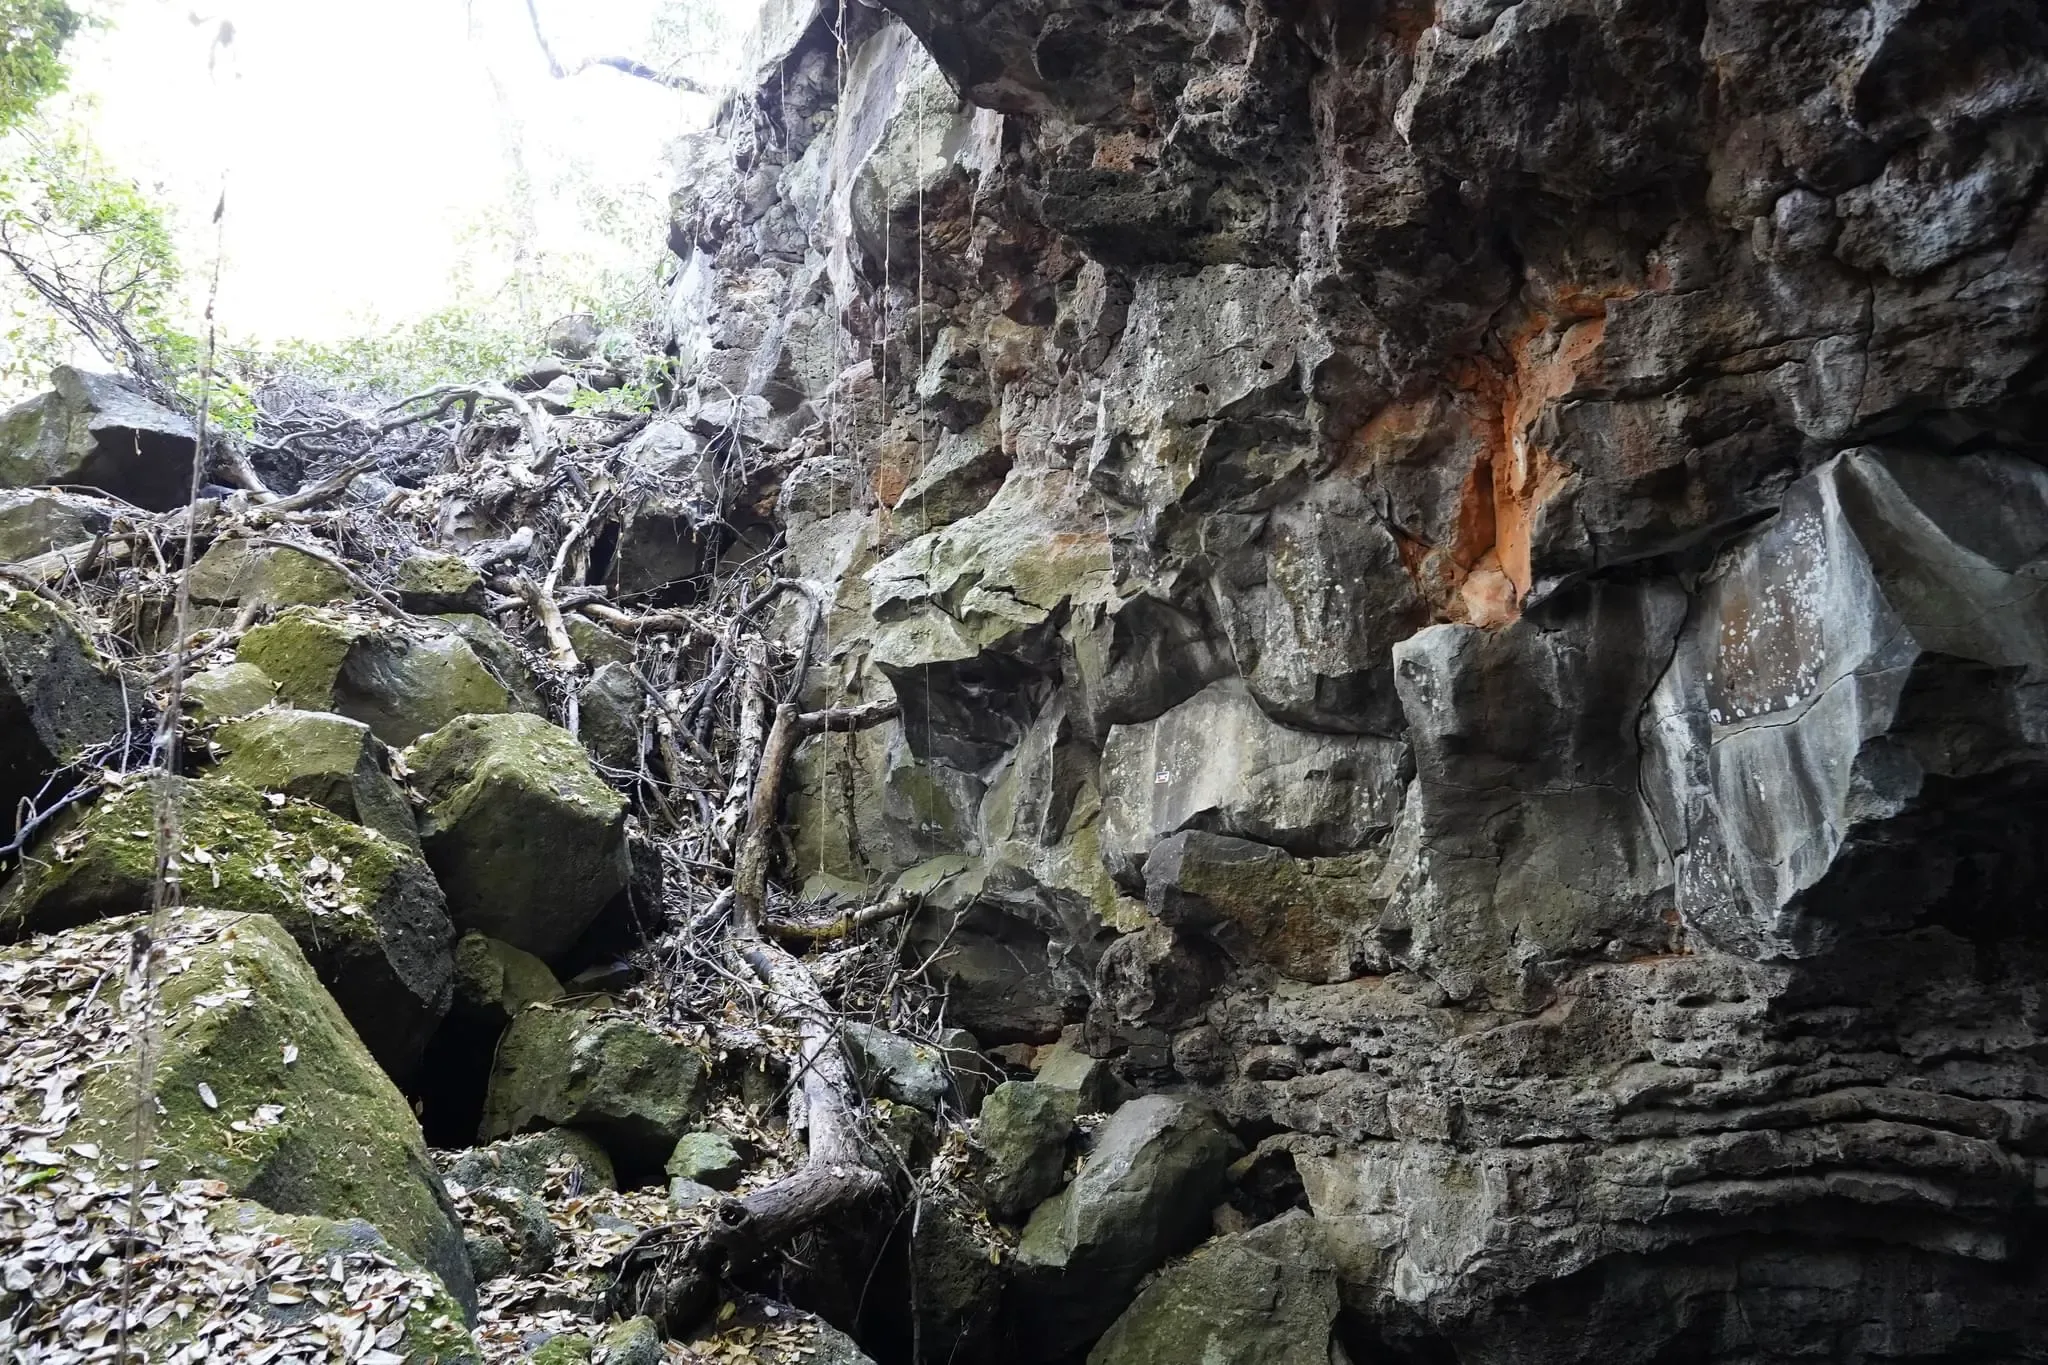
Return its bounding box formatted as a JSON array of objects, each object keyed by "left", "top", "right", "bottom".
[
  {"left": 0, "top": 0, "right": 82, "bottom": 133},
  {"left": 0, "top": 115, "right": 207, "bottom": 406}
]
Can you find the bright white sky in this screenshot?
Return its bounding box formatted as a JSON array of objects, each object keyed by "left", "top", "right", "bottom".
[{"left": 59, "top": 0, "right": 760, "bottom": 342}]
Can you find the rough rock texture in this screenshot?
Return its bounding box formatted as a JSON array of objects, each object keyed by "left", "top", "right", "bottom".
[
  {"left": 479, "top": 1004, "right": 707, "bottom": 1178},
  {"left": 976, "top": 1079, "right": 1075, "bottom": 1217},
  {"left": 662, "top": 0, "right": 2048, "bottom": 1359},
  {"left": 0, "top": 488, "right": 111, "bottom": 562},
  {"left": 0, "top": 366, "right": 197, "bottom": 511},
  {"left": 1014, "top": 1095, "right": 1236, "bottom": 1356},
  {"left": 41, "top": 910, "right": 474, "bottom": 1312},
  {"left": 184, "top": 538, "right": 353, "bottom": 617},
  {"left": 212, "top": 708, "right": 421, "bottom": 853},
  {"left": 0, "top": 776, "right": 454, "bottom": 1081},
  {"left": 238, "top": 607, "right": 513, "bottom": 748},
  {"left": 404, "top": 713, "right": 630, "bottom": 963},
  {"left": 1086, "top": 1211, "right": 1338, "bottom": 1365},
  {"left": 0, "top": 589, "right": 127, "bottom": 825}
]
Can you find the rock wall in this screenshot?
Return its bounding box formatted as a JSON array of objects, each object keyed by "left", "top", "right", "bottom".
[{"left": 661, "top": 1, "right": 2048, "bottom": 1360}]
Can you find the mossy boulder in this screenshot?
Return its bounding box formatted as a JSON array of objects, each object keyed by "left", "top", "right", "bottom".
[
  {"left": 0, "top": 587, "right": 128, "bottom": 824},
  {"left": 566, "top": 615, "right": 635, "bottom": 670},
  {"left": 531, "top": 1334, "right": 593, "bottom": 1365},
  {"left": 1014, "top": 1095, "right": 1238, "bottom": 1357},
  {"left": 577, "top": 661, "right": 644, "bottom": 771},
  {"left": 977, "top": 1081, "right": 1076, "bottom": 1217},
  {"left": 182, "top": 660, "right": 279, "bottom": 723},
  {"left": 198, "top": 1202, "right": 480, "bottom": 1362},
  {"left": 451, "top": 930, "right": 564, "bottom": 1028},
  {"left": 0, "top": 366, "right": 197, "bottom": 510},
  {"left": 436, "top": 612, "right": 547, "bottom": 715},
  {"left": 444, "top": 1128, "right": 617, "bottom": 1198},
  {"left": 0, "top": 487, "right": 110, "bottom": 561},
  {"left": 598, "top": 1317, "right": 664, "bottom": 1365},
  {"left": 212, "top": 708, "right": 420, "bottom": 853},
  {"left": 480, "top": 1004, "right": 707, "bottom": 1179},
  {"left": 405, "top": 713, "right": 629, "bottom": 962},
  {"left": 1087, "top": 1212, "right": 1339, "bottom": 1365},
  {"left": 238, "top": 606, "right": 513, "bottom": 747},
  {"left": 666, "top": 1129, "right": 746, "bottom": 1192},
  {"left": 394, "top": 551, "right": 487, "bottom": 614},
  {"left": 185, "top": 537, "right": 352, "bottom": 614},
  {"left": 844, "top": 1021, "right": 954, "bottom": 1112},
  {"left": 43, "top": 909, "right": 477, "bottom": 1313},
  {"left": 0, "top": 775, "right": 454, "bottom": 1079}
]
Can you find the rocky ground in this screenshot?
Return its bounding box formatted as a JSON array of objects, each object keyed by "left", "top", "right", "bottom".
[{"left": 5, "top": 0, "right": 2048, "bottom": 1363}]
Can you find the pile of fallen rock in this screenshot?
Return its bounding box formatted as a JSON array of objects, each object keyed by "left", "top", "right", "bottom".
[{"left": 0, "top": 365, "right": 1332, "bottom": 1365}]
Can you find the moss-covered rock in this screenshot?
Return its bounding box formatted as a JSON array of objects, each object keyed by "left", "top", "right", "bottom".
[
  {"left": 405, "top": 713, "right": 628, "bottom": 962},
  {"left": 531, "top": 1333, "right": 594, "bottom": 1365},
  {"left": 451, "top": 930, "right": 564, "bottom": 1027},
  {"left": 0, "top": 487, "right": 110, "bottom": 561},
  {"left": 0, "top": 366, "right": 197, "bottom": 510},
  {"left": 444, "top": 1129, "right": 617, "bottom": 1197},
  {"left": 185, "top": 537, "right": 353, "bottom": 613},
  {"left": 45, "top": 909, "right": 476, "bottom": 1314},
  {"left": 977, "top": 1081, "right": 1076, "bottom": 1217},
  {"left": 198, "top": 1202, "right": 481, "bottom": 1362},
  {"left": 577, "top": 661, "right": 644, "bottom": 772},
  {"left": 182, "top": 660, "right": 279, "bottom": 723},
  {"left": 1086, "top": 1212, "right": 1339, "bottom": 1365},
  {"left": 212, "top": 708, "right": 421, "bottom": 853},
  {"left": 0, "top": 587, "right": 128, "bottom": 824},
  {"left": 599, "top": 1317, "right": 664, "bottom": 1365},
  {"left": 0, "top": 775, "right": 454, "bottom": 1079},
  {"left": 394, "top": 551, "right": 487, "bottom": 614},
  {"left": 480, "top": 1004, "right": 707, "bottom": 1179},
  {"left": 239, "top": 606, "right": 512, "bottom": 747},
  {"left": 666, "top": 1129, "right": 746, "bottom": 1191},
  {"left": 436, "top": 612, "right": 547, "bottom": 715},
  {"left": 566, "top": 616, "right": 635, "bottom": 670},
  {"left": 1014, "top": 1095, "right": 1238, "bottom": 1357}
]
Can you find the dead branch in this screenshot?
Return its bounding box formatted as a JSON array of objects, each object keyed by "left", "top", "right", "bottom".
[
  {"left": 578, "top": 601, "right": 722, "bottom": 646},
  {"left": 521, "top": 0, "right": 715, "bottom": 94},
  {"left": 713, "top": 639, "right": 772, "bottom": 854},
  {"left": 734, "top": 699, "right": 901, "bottom": 939},
  {"left": 762, "top": 887, "right": 915, "bottom": 944},
  {"left": 516, "top": 573, "right": 581, "bottom": 675}
]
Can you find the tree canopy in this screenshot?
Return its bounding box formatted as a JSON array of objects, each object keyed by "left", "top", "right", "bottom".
[{"left": 0, "top": 0, "right": 82, "bottom": 132}]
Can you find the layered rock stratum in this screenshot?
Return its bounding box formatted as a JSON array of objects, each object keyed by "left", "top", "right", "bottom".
[{"left": 658, "top": 1, "right": 2048, "bottom": 1359}]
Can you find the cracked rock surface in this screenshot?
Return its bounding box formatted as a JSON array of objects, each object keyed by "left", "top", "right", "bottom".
[{"left": 660, "top": 0, "right": 2048, "bottom": 1358}]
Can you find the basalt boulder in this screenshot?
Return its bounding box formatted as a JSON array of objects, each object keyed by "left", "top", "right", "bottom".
[{"left": 404, "top": 712, "right": 630, "bottom": 963}]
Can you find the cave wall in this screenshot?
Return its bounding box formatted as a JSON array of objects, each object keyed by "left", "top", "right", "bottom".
[{"left": 659, "top": 1, "right": 2048, "bottom": 1358}]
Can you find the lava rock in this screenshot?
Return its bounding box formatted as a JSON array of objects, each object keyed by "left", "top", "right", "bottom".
[
  {"left": 1014, "top": 1094, "right": 1237, "bottom": 1356},
  {"left": 444, "top": 1129, "right": 617, "bottom": 1198},
  {"left": 181, "top": 660, "right": 279, "bottom": 723},
  {"left": 43, "top": 909, "right": 476, "bottom": 1313},
  {"left": 393, "top": 551, "right": 488, "bottom": 615},
  {"left": 576, "top": 661, "right": 644, "bottom": 772},
  {"left": 666, "top": 1130, "right": 747, "bottom": 1192},
  {"left": 0, "top": 590, "right": 127, "bottom": 825},
  {"left": 449, "top": 932, "right": 564, "bottom": 1031},
  {"left": 211, "top": 708, "right": 420, "bottom": 853},
  {"left": 239, "top": 607, "right": 513, "bottom": 748},
  {"left": 1, "top": 775, "right": 454, "bottom": 1081},
  {"left": 0, "top": 367, "right": 197, "bottom": 511},
  {"left": 405, "top": 712, "right": 629, "bottom": 962},
  {"left": 479, "top": 1005, "right": 706, "bottom": 1179},
  {"left": 1087, "top": 1211, "right": 1339, "bottom": 1365},
  {"left": 0, "top": 487, "right": 110, "bottom": 562},
  {"left": 976, "top": 1080, "right": 1075, "bottom": 1217}
]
